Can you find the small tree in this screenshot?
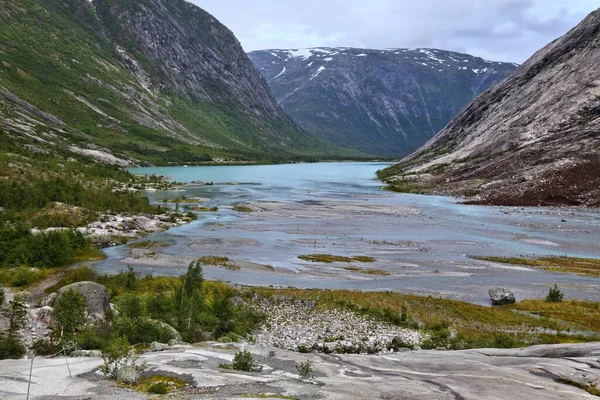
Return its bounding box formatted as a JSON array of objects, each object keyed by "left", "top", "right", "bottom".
[
  {"left": 2, "top": 294, "right": 28, "bottom": 337},
  {"left": 174, "top": 260, "right": 205, "bottom": 340},
  {"left": 231, "top": 350, "right": 262, "bottom": 372},
  {"left": 53, "top": 288, "right": 87, "bottom": 338},
  {"left": 0, "top": 286, "right": 5, "bottom": 305},
  {"left": 546, "top": 285, "right": 564, "bottom": 302}
]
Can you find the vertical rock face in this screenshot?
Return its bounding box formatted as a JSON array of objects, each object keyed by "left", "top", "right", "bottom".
[
  {"left": 249, "top": 48, "right": 517, "bottom": 157},
  {"left": 94, "top": 0, "right": 286, "bottom": 121},
  {"left": 380, "top": 8, "right": 600, "bottom": 207}
]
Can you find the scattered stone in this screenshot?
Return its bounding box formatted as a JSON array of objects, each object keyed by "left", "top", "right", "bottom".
[
  {"left": 489, "top": 288, "right": 516, "bottom": 305},
  {"left": 247, "top": 298, "right": 423, "bottom": 354}
]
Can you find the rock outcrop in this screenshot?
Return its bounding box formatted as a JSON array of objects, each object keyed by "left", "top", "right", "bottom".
[
  {"left": 55, "top": 282, "right": 110, "bottom": 316},
  {"left": 380, "top": 8, "right": 600, "bottom": 207},
  {"left": 249, "top": 47, "right": 516, "bottom": 156},
  {"left": 489, "top": 288, "right": 516, "bottom": 306}
]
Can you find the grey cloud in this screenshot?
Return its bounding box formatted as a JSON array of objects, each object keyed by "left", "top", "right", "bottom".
[{"left": 192, "top": 0, "right": 597, "bottom": 62}]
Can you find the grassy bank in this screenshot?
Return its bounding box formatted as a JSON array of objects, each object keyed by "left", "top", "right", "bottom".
[{"left": 473, "top": 256, "right": 600, "bottom": 278}]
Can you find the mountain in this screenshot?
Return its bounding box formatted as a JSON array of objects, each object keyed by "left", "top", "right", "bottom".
[
  {"left": 0, "top": 0, "right": 341, "bottom": 166},
  {"left": 248, "top": 47, "right": 517, "bottom": 157},
  {"left": 378, "top": 8, "right": 600, "bottom": 207}
]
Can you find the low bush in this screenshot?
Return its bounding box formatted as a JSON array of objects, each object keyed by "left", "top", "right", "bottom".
[
  {"left": 546, "top": 285, "right": 564, "bottom": 302},
  {"left": 0, "top": 335, "right": 26, "bottom": 359},
  {"left": 231, "top": 350, "right": 262, "bottom": 372}
]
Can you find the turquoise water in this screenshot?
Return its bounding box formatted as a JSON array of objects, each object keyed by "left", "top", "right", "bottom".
[{"left": 89, "top": 162, "right": 600, "bottom": 304}]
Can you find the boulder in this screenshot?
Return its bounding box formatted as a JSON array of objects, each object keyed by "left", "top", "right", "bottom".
[
  {"left": 116, "top": 366, "right": 140, "bottom": 385},
  {"left": 489, "top": 288, "right": 516, "bottom": 305},
  {"left": 149, "top": 320, "right": 182, "bottom": 341},
  {"left": 42, "top": 293, "right": 57, "bottom": 307},
  {"left": 150, "top": 342, "right": 170, "bottom": 352},
  {"left": 56, "top": 282, "right": 110, "bottom": 316}
]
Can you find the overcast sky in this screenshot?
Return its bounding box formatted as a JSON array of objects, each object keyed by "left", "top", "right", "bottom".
[{"left": 192, "top": 0, "right": 598, "bottom": 63}]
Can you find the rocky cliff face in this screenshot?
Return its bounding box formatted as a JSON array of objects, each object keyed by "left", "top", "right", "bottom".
[
  {"left": 0, "top": 0, "right": 330, "bottom": 166},
  {"left": 249, "top": 48, "right": 516, "bottom": 157},
  {"left": 380, "top": 8, "right": 600, "bottom": 207}
]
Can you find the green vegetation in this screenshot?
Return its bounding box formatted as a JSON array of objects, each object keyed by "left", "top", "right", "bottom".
[
  {"left": 546, "top": 285, "right": 564, "bottom": 302},
  {"left": 472, "top": 256, "right": 600, "bottom": 278},
  {"left": 0, "top": 228, "right": 101, "bottom": 270},
  {"left": 0, "top": 335, "right": 26, "bottom": 359},
  {"left": 199, "top": 256, "right": 240, "bottom": 271},
  {"left": 298, "top": 254, "right": 376, "bottom": 263},
  {"left": 223, "top": 350, "right": 262, "bottom": 372},
  {"left": 99, "top": 335, "right": 146, "bottom": 381},
  {"left": 53, "top": 288, "right": 87, "bottom": 338},
  {"left": 2, "top": 294, "right": 28, "bottom": 337}
]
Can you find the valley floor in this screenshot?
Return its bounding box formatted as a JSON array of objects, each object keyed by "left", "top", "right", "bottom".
[{"left": 1, "top": 342, "right": 599, "bottom": 399}]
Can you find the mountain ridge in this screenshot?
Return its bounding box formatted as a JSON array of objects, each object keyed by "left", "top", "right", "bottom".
[
  {"left": 249, "top": 47, "right": 517, "bottom": 157},
  {"left": 0, "top": 0, "right": 346, "bottom": 167},
  {"left": 379, "top": 8, "right": 600, "bottom": 207}
]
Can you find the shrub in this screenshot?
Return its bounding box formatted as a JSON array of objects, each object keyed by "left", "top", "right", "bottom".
[
  {"left": 493, "top": 333, "right": 516, "bottom": 348},
  {"left": 297, "top": 359, "right": 314, "bottom": 380},
  {"left": 546, "top": 285, "right": 564, "bottom": 302},
  {"left": 0, "top": 335, "right": 26, "bottom": 359},
  {"left": 99, "top": 336, "right": 146, "bottom": 381},
  {"left": 231, "top": 350, "right": 262, "bottom": 372},
  {"left": 125, "top": 266, "right": 138, "bottom": 291},
  {"left": 31, "top": 338, "right": 54, "bottom": 356}
]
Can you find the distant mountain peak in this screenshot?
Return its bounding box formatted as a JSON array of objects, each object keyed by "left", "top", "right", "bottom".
[{"left": 249, "top": 47, "right": 517, "bottom": 156}]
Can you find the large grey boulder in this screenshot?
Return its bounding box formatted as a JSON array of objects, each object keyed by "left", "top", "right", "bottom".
[
  {"left": 56, "top": 282, "right": 110, "bottom": 316},
  {"left": 489, "top": 288, "right": 516, "bottom": 306}
]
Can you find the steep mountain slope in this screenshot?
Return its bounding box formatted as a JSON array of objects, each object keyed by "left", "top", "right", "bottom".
[
  {"left": 249, "top": 48, "right": 517, "bottom": 157},
  {"left": 379, "top": 8, "right": 600, "bottom": 207},
  {"left": 0, "top": 0, "right": 339, "bottom": 166}
]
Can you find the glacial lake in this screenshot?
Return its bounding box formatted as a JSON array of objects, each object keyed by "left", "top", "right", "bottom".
[{"left": 92, "top": 162, "right": 600, "bottom": 305}]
